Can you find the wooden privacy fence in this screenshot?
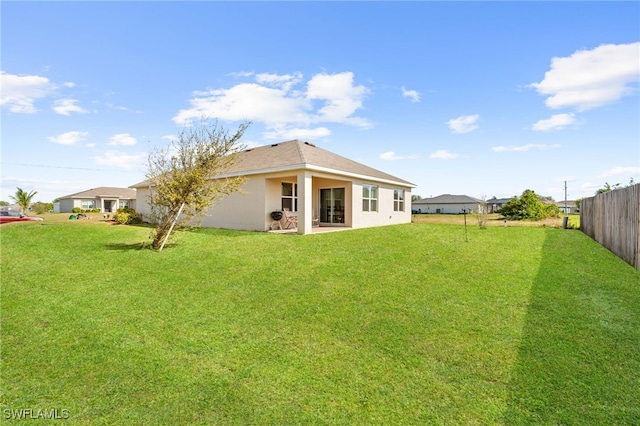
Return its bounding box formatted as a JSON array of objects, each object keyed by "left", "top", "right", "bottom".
[{"left": 581, "top": 183, "right": 640, "bottom": 270}]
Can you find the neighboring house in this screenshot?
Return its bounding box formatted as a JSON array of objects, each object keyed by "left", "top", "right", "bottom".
[
  {"left": 131, "top": 139, "right": 415, "bottom": 235},
  {"left": 555, "top": 200, "right": 579, "bottom": 214},
  {"left": 412, "top": 194, "right": 483, "bottom": 214},
  {"left": 486, "top": 197, "right": 513, "bottom": 214},
  {"left": 54, "top": 187, "right": 137, "bottom": 213}
]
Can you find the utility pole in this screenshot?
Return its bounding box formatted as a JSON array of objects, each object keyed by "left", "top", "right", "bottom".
[
  {"left": 563, "top": 181, "right": 569, "bottom": 229},
  {"left": 462, "top": 208, "right": 468, "bottom": 242}
]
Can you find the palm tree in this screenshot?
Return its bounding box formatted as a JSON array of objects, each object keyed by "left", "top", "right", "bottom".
[{"left": 9, "top": 187, "right": 38, "bottom": 213}]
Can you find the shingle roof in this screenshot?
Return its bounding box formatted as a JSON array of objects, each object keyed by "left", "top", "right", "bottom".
[
  {"left": 131, "top": 140, "right": 415, "bottom": 188},
  {"left": 413, "top": 194, "right": 482, "bottom": 204},
  {"left": 58, "top": 187, "right": 136, "bottom": 200},
  {"left": 487, "top": 198, "right": 513, "bottom": 204}
]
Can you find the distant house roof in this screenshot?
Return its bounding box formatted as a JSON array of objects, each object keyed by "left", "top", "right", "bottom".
[
  {"left": 555, "top": 200, "right": 578, "bottom": 207},
  {"left": 413, "top": 194, "right": 482, "bottom": 205},
  {"left": 58, "top": 187, "right": 137, "bottom": 200},
  {"left": 131, "top": 140, "right": 415, "bottom": 188},
  {"left": 486, "top": 197, "right": 513, "bottom": 205}
]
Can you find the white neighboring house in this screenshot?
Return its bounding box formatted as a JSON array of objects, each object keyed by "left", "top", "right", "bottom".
[
  {"left": 131, "top": 139, "right": 415, "bottom": 235},
  {"left": 412, "top": 194, "right": 483, "bottom": 214},
  {"left": 54, "top": 187, "right": 137, "bottom": 213}
]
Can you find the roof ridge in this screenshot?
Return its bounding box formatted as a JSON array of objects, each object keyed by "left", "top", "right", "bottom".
[{"left": 293, "top": 139, "right": 307, "bottom": 164}]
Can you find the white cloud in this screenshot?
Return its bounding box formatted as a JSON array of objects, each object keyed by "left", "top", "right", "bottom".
[
  {"left": 108, "top": 133, "right": 137, "bottom": 146},
  {"left": 530, "top": 42, "right": 640, "bottom": 111},
  {"left": 429, "top": 149, "right": 458, "bottom": 160},
  {"left": 255, "top": 72, "right": 303, "bottom": 91},
  {"left": 307, "top": 72, "right": 370, "bottom": 127},
  {"left": 446, "top": 114, "right": 479, "bottom": 133},
  {"left": 105, "top": 102, "right": 129, "bottom": 111},
  {"left": 531, "top": 113, "right": 577, "bottom": 131},
  {"left": 52, "top": 98, "right": 88, "bottom": 116},
  {"left": 0, "top": 71, "right": 57, "bottom": 113},
  {"left": 173, "top": 71, "right": 371, "bottom": 138},
  {"left": 492, "top": 144, "right": 561, "bottom": 152},
  {"left": 380, "top": 151, "right": 403, "bottom": 161},
  {"left": 401, "top": 86, "right": 420, "bottom": 103},
  {"left": 173, "top": 82, "right": 309, "bottom": 126},
  {"left": 243, "top": 140, "right": 263, "bottom": 149},
  {"left": 264, "top": 126, "right": 331, "bottom": 141},
  {"left": 94, "top": 151, "right": 145, "bottom": 169},
  {"left": 598, "top": 166, "right": 640, "bottom": 178},
  {"left": 48, "top": 131, "right": 89, "bottom": 145},
  {"left": 229, "top": 71, "right": 254, "bottom": 78}
]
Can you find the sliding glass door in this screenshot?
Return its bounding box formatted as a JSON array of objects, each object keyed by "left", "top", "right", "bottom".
[{"left": 320, "top": 188, "right": 345, "bottom": 224}]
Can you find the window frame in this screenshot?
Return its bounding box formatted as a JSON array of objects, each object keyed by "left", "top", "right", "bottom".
[
  {"left": 81, "top": 200, "right": 96, "bottom": 209},
  {"left": 393, "top": 189, "right": 405, "bottom": 212},
  {"left": 362, "top": 184, "right": 378, "bottom": 212},
  {"left": 281, "top": 182, "right": 298, "bottom": 212}
]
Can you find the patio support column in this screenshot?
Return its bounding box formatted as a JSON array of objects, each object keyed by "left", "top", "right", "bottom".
[{"left": 297, "top": 171, "right": 312, "bottom": 235}]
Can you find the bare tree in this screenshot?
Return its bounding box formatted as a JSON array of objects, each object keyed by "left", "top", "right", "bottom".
[
  {"left": 146, "top": 120, "right": 249, "bottom": 250},
  {"left": 475, "top": 194, "right": 488, "bottom": 228}
]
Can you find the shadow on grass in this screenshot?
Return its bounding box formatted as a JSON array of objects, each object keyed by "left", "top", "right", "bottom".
[
  {"left": 105, "top": 242, "right": 149, "bottom": 251},
  {"left": 105, "top": 242, "right": 179, "bottom": 251},
  {"left": 504, "top": 230, "right": 640, "bottom": 424}
]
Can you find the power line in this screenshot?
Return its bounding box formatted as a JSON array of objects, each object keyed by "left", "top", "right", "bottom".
[{"left": 0, "top": 162, "right": 143, "bottom": 173}]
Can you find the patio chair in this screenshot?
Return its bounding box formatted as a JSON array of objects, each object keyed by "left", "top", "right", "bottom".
[{"left": 282, "top": 208, "right": 298, "bottom": 229}]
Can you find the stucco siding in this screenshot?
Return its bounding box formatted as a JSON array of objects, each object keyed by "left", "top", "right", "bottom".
[
  {"left": 352, "top": 181, "right": 411, "bottom": 229},
  {"left": 201, "top": 177, "right": 267, "bottom": 231},
  {"left": 135, "top": 188, "right": 153, "bottom": 220},
  {"left": 58, "top": 199, "right": 75, "bottom": 213}
]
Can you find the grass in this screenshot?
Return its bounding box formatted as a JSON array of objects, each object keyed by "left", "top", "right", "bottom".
[{"left": 1, "top": 220, "right": 638, "bottom": 424}]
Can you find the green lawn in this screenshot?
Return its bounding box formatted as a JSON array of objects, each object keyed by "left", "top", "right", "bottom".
[{"left": 1, "top": 222, "right": 638, "bottom": 424}]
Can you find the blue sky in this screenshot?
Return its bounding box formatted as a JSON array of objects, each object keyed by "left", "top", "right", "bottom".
[{"left": 2, "top": 1, "right": 639, "bottom": 204}]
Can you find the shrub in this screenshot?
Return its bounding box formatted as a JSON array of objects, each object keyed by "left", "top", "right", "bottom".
[
  {"left": 499, "top": 189, "right": 560, "bottom": 220},
  {"left": 72, "top": 207, "right": 82, "bottom": 213},
  {"left": 31, "top": 202, "right": 53, "bottom": 215},
  {"left": 112, "top": 207, "right": 142, "bottom": 225}
]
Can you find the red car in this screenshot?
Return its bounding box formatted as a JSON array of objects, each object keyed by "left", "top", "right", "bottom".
[{"left": 0, "top": 210, "right": 44, "bottom": 224}]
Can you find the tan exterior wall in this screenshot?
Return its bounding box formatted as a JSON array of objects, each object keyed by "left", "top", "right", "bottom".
[
  {"left": 201, "top": 177, "right": 267, "bottom": 231},
  {"left": 58, "top": 199, "right": 76, "bottom": 213},
  {"left": 134, "top": 188, "right": 152, "bottom": 220},
  {"left": 352, "top": 181, "right": 411, "bottom": 229}
]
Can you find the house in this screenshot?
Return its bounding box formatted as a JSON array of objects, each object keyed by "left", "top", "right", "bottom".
[
  {"left": 131, "top": 139, "right": 415, "bottom": 235},
  {"left": 412, "top": 194, "right": 483, "bottom": 214},
  {"left": 555, "top": 200, "right": 579, "bottom": 214},
  {"left": 486, "top": 197, "right": 513, "bottom": 214},
  {"left": 54, "top": 187, "right": 137, "bottom": 213}
]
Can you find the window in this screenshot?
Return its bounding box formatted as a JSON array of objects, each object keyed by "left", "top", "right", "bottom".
[
  {"left": 119, "top": 200, "right": 130, "bottom": 209},
  {"left": 394, "top": 189, "right": 405, "bottom": 212},
  {"left": 281, "top": 182, "right": 298, "bottom": 212},
  {"left": 81, "top": 200, "right": 95, "bottom": 209},
  {"left": 362, "top": 184, "right": 378, "bottom": 212}
]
